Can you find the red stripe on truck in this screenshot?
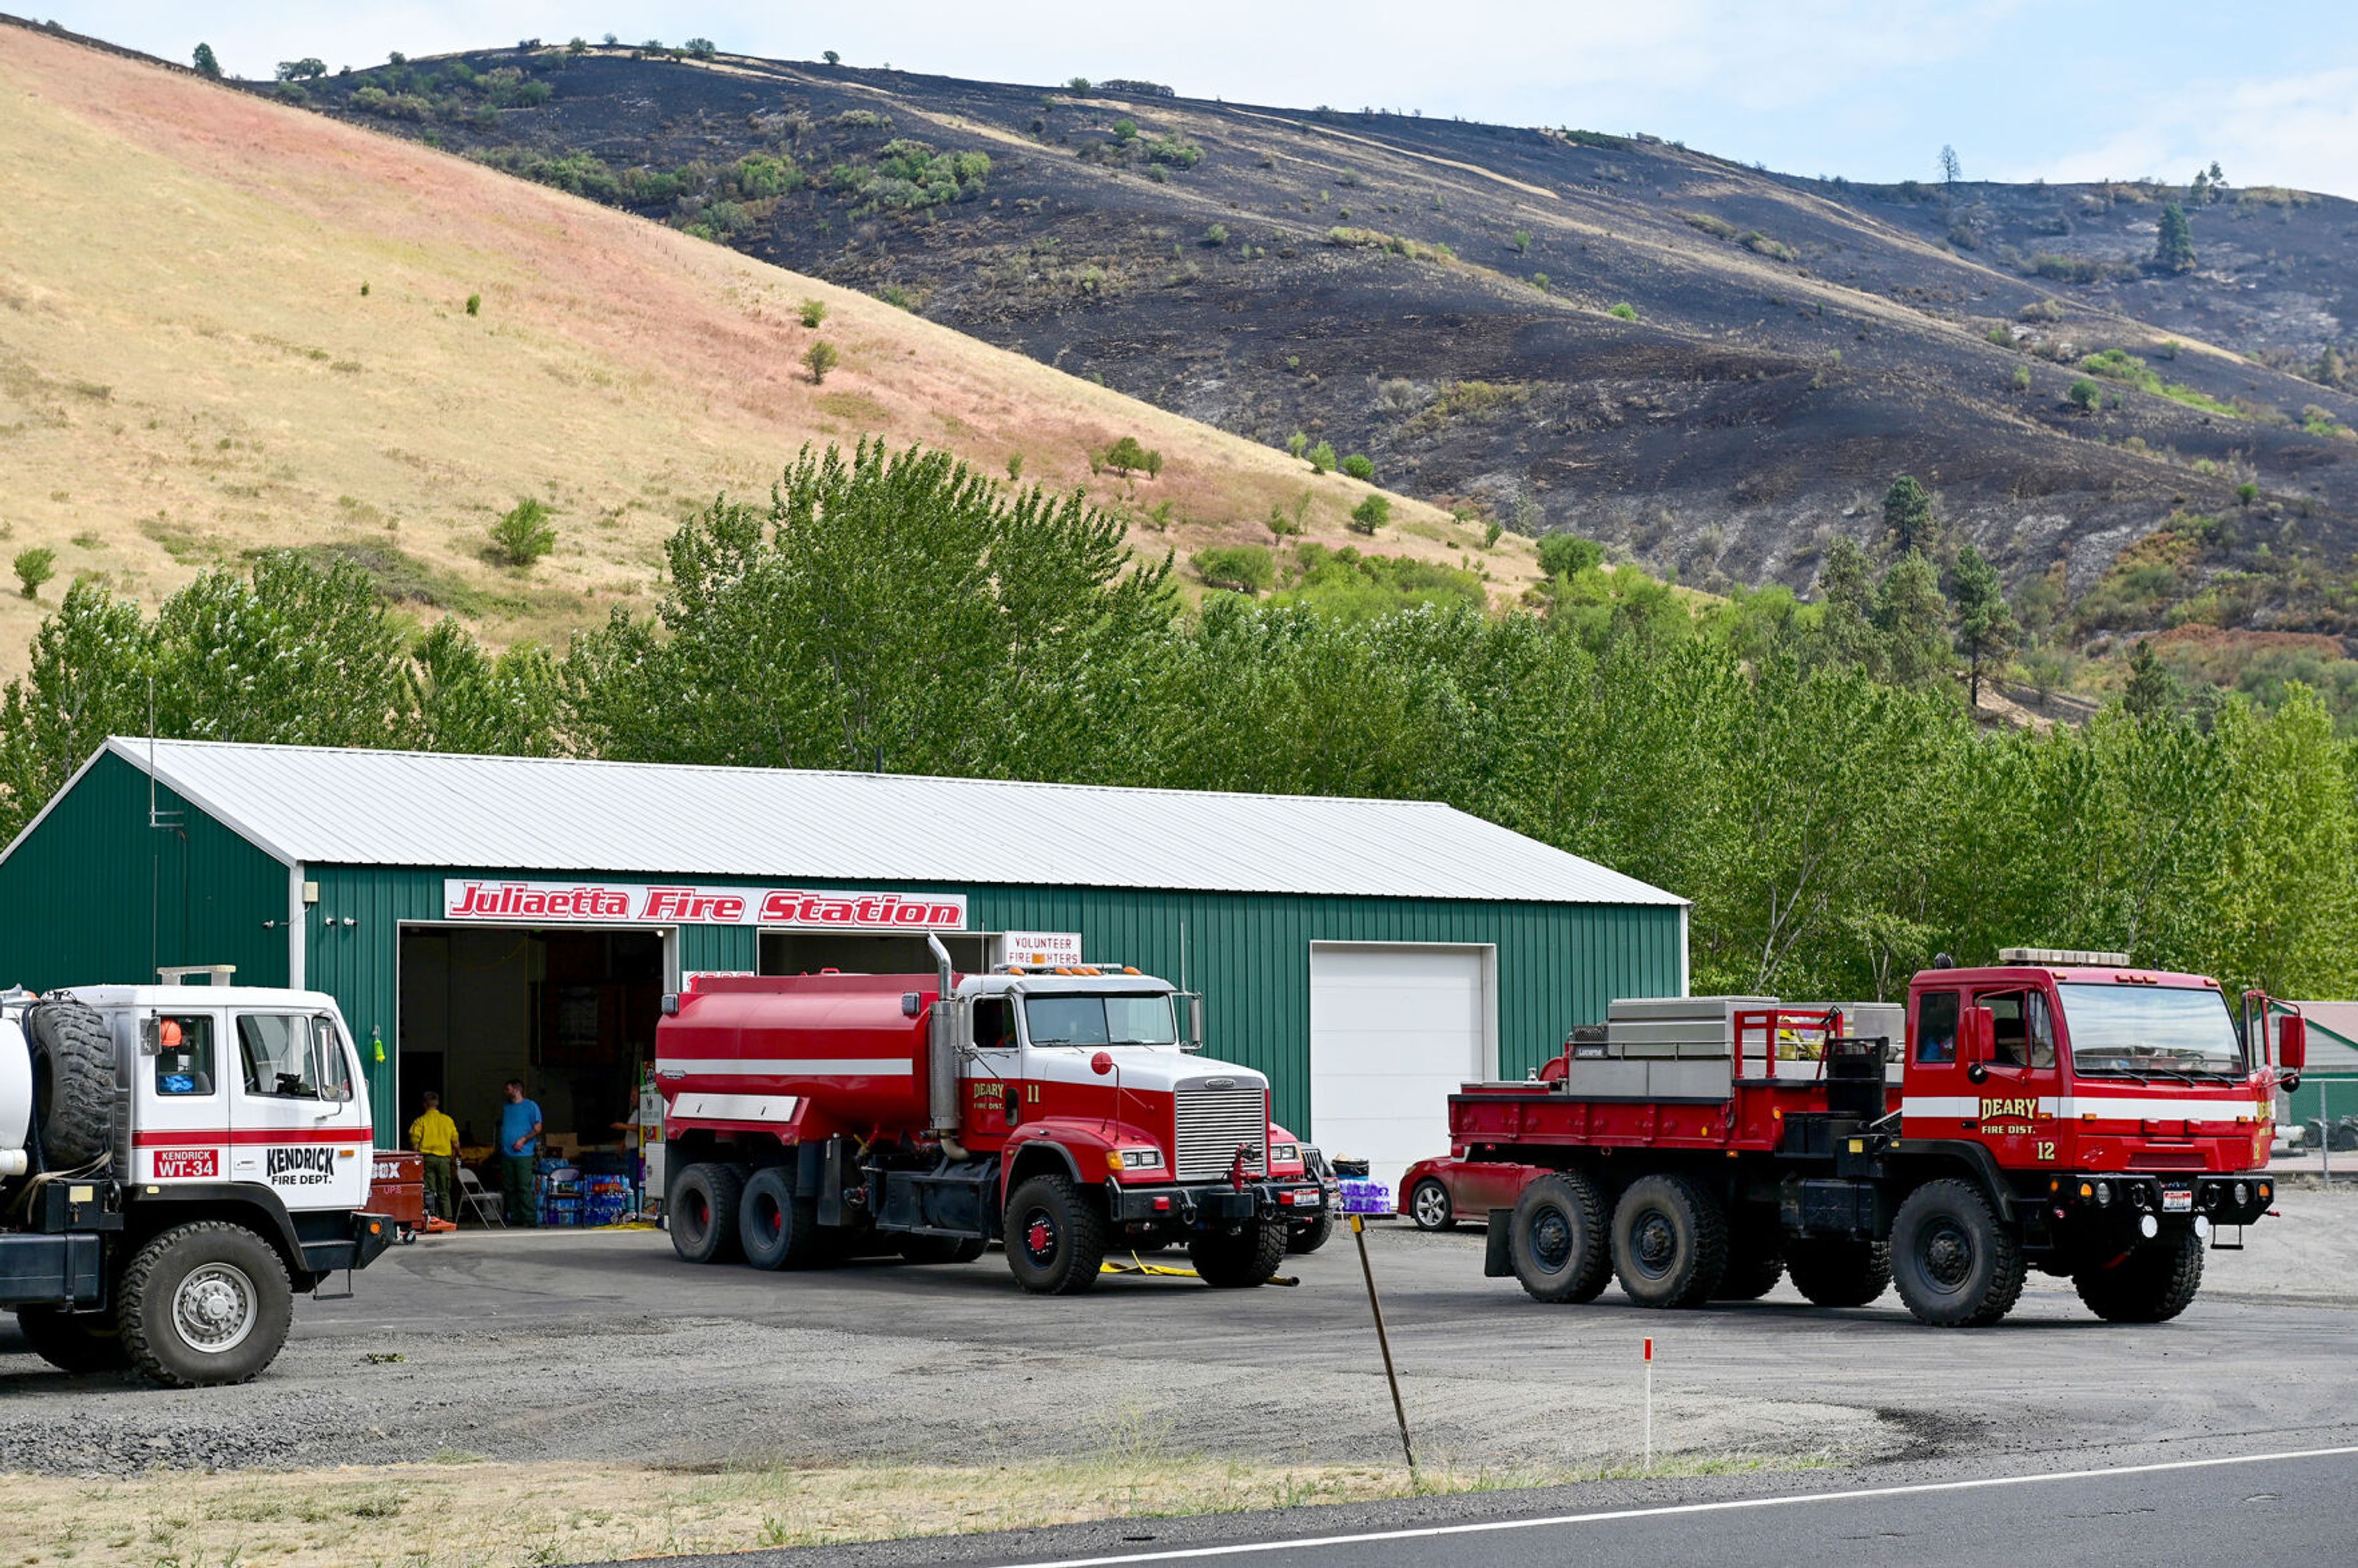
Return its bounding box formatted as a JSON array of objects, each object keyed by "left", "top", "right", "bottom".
[{"left": 132, "top": 1127, "right": 376, "bottom": 1147}]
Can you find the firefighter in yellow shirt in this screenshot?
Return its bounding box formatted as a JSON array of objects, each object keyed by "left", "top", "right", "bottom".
[{"left": 408, "top": 1092, "right": 461, "bottom": 1224}]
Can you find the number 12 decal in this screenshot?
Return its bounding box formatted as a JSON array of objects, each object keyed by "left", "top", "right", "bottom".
[{"left": 2035, "top": 1141, "right": 2056, "bottom": 1162}]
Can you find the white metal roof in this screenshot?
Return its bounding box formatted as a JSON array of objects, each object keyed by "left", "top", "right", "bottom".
[{"left": 41, "top": 738, "right": 1684, "bottom": 907}]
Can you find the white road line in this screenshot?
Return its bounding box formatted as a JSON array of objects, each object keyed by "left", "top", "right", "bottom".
[{"left": 1010, "top": 1445, "right": 2358, "bottom": 1566}]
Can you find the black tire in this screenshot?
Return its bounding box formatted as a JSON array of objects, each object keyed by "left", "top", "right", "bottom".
[
  {"left": 14, "top": 1306, "right": 130, "bottom": 1375},
  {"left": 1004, "top": 1174, "right": 1107, "bottom": 1295},
  {"left": 1286, "top": 1206, "right": 1335, "bottom": 1255},
  {"left": 1784, "top": 1238, "right": 1893, "bottom": 1307},
  {"left": 117, "top": 1221, "right": 294, "bottom": 1388},
  {"left": 1891, "top": 1178, "right": 2026, "bottom": 1327},
  {"left": 1189, "top": 1221, "right": 1287, "bottom": 1287},
  {"left": 739, "top": 1166, "right": 831, "bottom": 1271},
  {"left": 1407, "top": 1179, "right": 1456, "bottom": 1231},
  {"left": 1510, "top": 1171, "right": 1613, "bottom": 1304},
  {"left": 669, "top": 1162, "right": 745, "bottom": 1265},
  {"left": 1611, "top": 1174, "right": 1729, "bottom": 1309},
  {"left": 2074, "top": 1230, "right": 2204, "bottom": 1323},
  {"left": 28, "top": 998, "right": 114, "bottom": 1170},
  {"left": 1714, "top": 1228, "right": 1786, "bottom": 1301},
  {"left": 898, "top": 1233, "right": 988, "bottom": 1265}
]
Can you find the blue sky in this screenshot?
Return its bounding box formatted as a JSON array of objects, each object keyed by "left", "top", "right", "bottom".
[{"left": 44, "top": 2, "right": 2358, "bottom": 197}]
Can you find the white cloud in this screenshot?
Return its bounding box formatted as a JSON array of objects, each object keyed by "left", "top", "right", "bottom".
[{"left": 2018, "top": 67, "right": 2358, "bottom": 199}]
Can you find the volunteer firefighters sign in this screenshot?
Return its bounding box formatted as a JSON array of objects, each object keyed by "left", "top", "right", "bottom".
[{"left": 442, "top": 879, "right": 967, "bottom": 930}]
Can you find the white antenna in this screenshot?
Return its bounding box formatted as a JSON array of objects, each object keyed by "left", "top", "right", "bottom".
[{"left": 147, "top": 678, "right": 181, "bottom": 830}]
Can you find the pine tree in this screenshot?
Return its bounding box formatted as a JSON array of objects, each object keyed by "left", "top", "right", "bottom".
[
  {"left": 192, "top": 42, "right": 221, "bottom": 79},
  {"left": 1812, "top": 535, "right": 1886, "bottom": 677},
  {"left": 2123, "top": 638, "right": 2180, "bottom": 723},
  {"left": 1881, "top": 475, "right": 1938, "bottom": 557},
  {"left": 1949, "top": 545, "right": 2018, "bottom": 708},
  {"left": 2154, "top": 203, "right": 2196, "bottom": 273},
  {"left": 1874, "top": 552, "right": 1951, "bottom": 688}
]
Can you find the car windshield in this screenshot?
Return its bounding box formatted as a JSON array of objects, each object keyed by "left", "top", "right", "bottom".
[
  {"left": 1024, "top": 993, "right": 1178, "bottom": 1047},
  {"left": 2058, "top": 984, "right": 2243, "bottom": 1078}
]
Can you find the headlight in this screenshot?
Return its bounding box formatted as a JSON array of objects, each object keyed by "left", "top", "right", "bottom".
[
  {"left": 1118, "top": 1147, "right": 1161, "bottom": 1169},
  {"left": 1269, "top": 1143, "right": 1299, "bottom": 1165},
  {"left": 2233, "top": 1181, "right": 2249, "bottom": 1206},
  {"left": 2094, "top": 1181, "right": 2112, "bottom": 1207}
]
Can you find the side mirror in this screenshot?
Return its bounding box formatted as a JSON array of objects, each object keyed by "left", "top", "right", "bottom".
[
  {"left": 1960, "top": 1006, "right": 1996, "bottom": 1082},
  {"left": 2281, "top": 1014, "right": 2308, "bottom": 1073},
  {"left": 1177, "top": 992, "right": 1204, "bottom": 1051}
]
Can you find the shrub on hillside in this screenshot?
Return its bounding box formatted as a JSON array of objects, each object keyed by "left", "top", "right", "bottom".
[
  {"left": 1194, "top": 545, "right": 1274, "bottom": 594},
  {"left": 13, "top": 548, "right": 56, "bottom": 601},
  {"left": 465, "top": 293, "right": 481, "bottom": 316},
  {"left": 489, "top": 499, "right": 556, "bottom": 567},
  {"left": 1307, "top": 441, "right": 1336, "bottom": 475},
  {"left": 1538, "top": 534, "right": 1604, "bottom": 577},
  {"left": 1608, "top": 302, "right": 1638, "bottom": 321},
  {"left": 1339, "top": 454, "right": 1375, "bottom": 481},
  {"left": 1348, "top": 494, "right": 1391, "bottom": 535},
  {"left": 798, "top": 298, "right": 829, "bottom": 328},
  {"left": 2068, "top": 377, "right": 2102, "bottom": 412},
  {"left": 803, "top": 340, "right": 840, "bottom": 384}
]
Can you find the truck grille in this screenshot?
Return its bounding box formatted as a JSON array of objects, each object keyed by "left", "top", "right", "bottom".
[{"left": 1174, "top": 1088, "right": 1267, "bottom": 1181}]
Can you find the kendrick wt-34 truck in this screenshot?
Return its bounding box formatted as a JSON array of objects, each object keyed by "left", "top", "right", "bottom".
[
  {"left": 2, "top": 985, "right": 394, "bottom": 1384},
  {"left": 656, "top": 939, "right": 1323, "bottom": 1293},
  {"left": 1462, "top": 950, "right": 2297, "bottom": 1327}
]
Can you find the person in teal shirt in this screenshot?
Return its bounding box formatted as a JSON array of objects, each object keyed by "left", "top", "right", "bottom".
[{"left": 498, "top": 1079, "right": 543, "bottom": 1227}]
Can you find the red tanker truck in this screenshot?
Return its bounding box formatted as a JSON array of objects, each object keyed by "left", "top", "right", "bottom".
[
  {"left": 1461, "top": 950, "right": 2302, "bottom": 1327},
  {"left": 656, "top": 938, "right": 1321, "bottom": 1293}
]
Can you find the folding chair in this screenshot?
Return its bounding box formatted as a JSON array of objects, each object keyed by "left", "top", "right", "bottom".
[{"left": 456, "top": 1164, "right": 507, "bottom": 1227}]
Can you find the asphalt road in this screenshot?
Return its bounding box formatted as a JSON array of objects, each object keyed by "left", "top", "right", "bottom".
[{"left": 981, "top": 1447, "right": 2358, "bottom": 1568}]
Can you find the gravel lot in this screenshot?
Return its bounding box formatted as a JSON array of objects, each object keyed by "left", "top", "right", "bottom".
[{"left": 6, "top": 1185, "right": 2356, "bottom": 1483}]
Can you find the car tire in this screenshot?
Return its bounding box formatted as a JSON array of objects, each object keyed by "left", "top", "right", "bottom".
[
  {"left": 1509, "top": 1170, "right": 1612, "bottom": 1304},
  {"left": 14, "top": 1306, "right": 130, "bottom": 1375},
  {"left": 1408, "top": 1178, "right": 1456, "bottom": 1231},
  {"left": 117, "top": 1221, "right": 294, "bottom": 1388},
  {"left": 1891, "top": 1178, "right": 2025, "bottom": 1327},
  {"left": 1189, "top": 1221, "right": 1286, "bottom": 1287},
  {"left": 1004, "top": 1174, "right": 1107, "bottom": 1295},
  {"left": 1783, "top": 1238, "right": 1892, "bottom": 1307},
  {"left": 28, "top": 998, "right": 114, "bottom": 1169},
  {"left": 2074, "top": 1229, "right": 2204, "bottom": 1323},
  {"left": 1611, "top": 1174, "right": 1729, "bottom": 1309},
  {"left": 739, "top": 1166, "right": 831, "bottom": 1271},
  {"left": 1714, "top": 1227, "right": 1786, "bottom": 1300},
  {"left": 898, "top": 1233, "right": 989, "bottom": 1265},
  {"left": 669, "top": 1162, "right": 745, "bottom": 1265},
  {"left": 1286, "top": 1206, "right": 1335, "bottom": 1255}
]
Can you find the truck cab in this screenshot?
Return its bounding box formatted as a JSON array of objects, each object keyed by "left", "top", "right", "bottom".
[{"left": 2, "top": 985, "right": 394, "bottom": 1386}]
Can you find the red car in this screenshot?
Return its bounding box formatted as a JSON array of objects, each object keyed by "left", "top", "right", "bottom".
[{"left": 1398, "top": 1152, "right": 1539, "bottom": 1230}]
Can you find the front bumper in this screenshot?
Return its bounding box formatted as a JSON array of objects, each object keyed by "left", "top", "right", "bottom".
[
  {"left": 1104, "top": 1178, "right": 1325, "bottom": 1227},
  {"left": 2044, "top": 1171, "right": 2276, "bottom": 1229}
]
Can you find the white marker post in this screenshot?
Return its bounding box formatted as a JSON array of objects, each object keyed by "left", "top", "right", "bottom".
[{"left": 1643, "top": 1336, "right": 1654, "bottom": 1470}]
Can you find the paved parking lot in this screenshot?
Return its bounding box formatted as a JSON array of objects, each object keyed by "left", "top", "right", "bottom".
[{"left": 7, "top": 1188, "right": 2356, "bottom": 1481}]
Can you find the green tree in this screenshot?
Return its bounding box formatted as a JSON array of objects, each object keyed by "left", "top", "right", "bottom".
[
  {"left": 2122, "top": 638, "right": 2179, "bottom": 723},
  {"left": 275, "top": 57, "right": 327, "bottom": 81},
  {"left": 192, "top": 42, "right": 221, "bottom": 79},
  {"left": 823, "top": 50, "right": 841, "bottom": 65},
  {"left": 1810, "top": 535, "right": 1885, "bottom": 677},
  {"left": 803, "top": 340, "right": 839, "bottom": 383},
  {"left": 1193, "top": 545, "right": 1274, "bottom": 594},
  {"left": 798, "top": 298, "right": 828, "bottom": 328},
  {"left": 1339, "top": 454, "right": 1375, "bottom": 481},
  {"left": 489, "top": 497, "right": 556, "bottom": 567},
  {"left": 1874, "top": 552, "right": 1951, "bottom": 688},
  {"left": 1103, "top": 436, "right": 1154, "bottom": 478},
  {"left": 1285, "top": 431, "right": 1309, "bottom": 460},
  {"left": 1949, "top": 544, "right": 2018, "bottom": 708},
  {"left": 2068, "top": 377, "right": 2102, "bottom": 413},
  {"left": 1307, "top": 440, "right": 1336, "bottom": 475},
  {"left": 1511, "top": 228, "right": 1532, "bottom": 255},
  {"left": 564, "top": 441, "right": 1175, "bottom": 777},
  {"left": 2235, "top": 482, "right": 2259, "bottom": 509},
  {"left": 1348, "top": 494, "right": 1391, "bottom": 535},
  {"left": 1939, "top": 144, "right": 1961, "bottom": 200},
  {"left": 407, "top": 620, "right": 562, "bottom": 755},
  {"left": 1537, "top": 534, "right": 1604, "bottom": 578},
  {"left": 13, "top": 548, "right": 56, "bottom": 601},
  {"left": 0, "top": 581, "right": 152, "bottom": 837},
  {"left": 2153, "top": 202, "right": 2196, "bottom": 273},
  {"left": 1881, "top": 475, "right": 1937, "bottom": 557}
]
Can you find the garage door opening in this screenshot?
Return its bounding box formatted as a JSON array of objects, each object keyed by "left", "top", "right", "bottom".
[
  {"left": 1310, "top": 943, "right": 1496, "bottom": 1201},
  {"left": 760, "top": 931, "right": 991, "bottom": 976},
  {"left": 398, "top": 926, "right": 664, "bottom": 1176}
]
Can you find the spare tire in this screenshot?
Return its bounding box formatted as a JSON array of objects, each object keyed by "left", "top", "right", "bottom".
[{"left": 28, "top": 998, "right": 114, "bottom": 1169}]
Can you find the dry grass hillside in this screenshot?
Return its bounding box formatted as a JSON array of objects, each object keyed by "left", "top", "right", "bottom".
[{"left": 0, "top": 25, "right": 1508, "bottom": 675}]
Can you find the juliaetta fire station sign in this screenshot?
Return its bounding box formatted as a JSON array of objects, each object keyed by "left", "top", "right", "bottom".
[{"left": 442, "top": 879, "right": 968, "bottom": 930}]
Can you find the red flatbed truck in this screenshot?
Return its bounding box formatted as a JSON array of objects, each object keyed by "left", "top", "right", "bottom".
[{"left": 1460, "top": 950, "right": 2303, "bottom": 1326}]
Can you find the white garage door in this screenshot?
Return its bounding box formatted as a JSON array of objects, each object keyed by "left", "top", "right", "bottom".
[{"left": 1309, "top": 944, "right": 1492, "bottom": 1200}]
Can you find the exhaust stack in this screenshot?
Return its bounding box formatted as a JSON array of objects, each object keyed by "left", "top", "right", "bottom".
[{"left": 925, "top": 934, "right": 968, "bottom": 1160}]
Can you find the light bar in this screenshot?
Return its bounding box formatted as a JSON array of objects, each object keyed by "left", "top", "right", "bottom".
[{"left": 1998, "top": 947, "right": 2131, "bottom": 966}]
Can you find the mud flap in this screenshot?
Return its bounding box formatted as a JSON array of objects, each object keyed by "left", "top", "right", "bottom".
[{"left": 1484, "top": 1208, "right": 1513, "bottom": 1277}]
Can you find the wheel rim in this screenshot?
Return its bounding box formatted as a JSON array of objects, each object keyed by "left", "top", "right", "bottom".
[
  {"left": 1414, "top": 1184, "right": 1449, "bottom": 1227},
  {"left": 1918, "top": 1218, "right": 1975, "bottom": 1292},
  {"left": 683, "top": 1189, "right": 710, "bottom": 1239},
  {"left": 1530, "top": 1206, "right": 1573, "bottom": 1271},
  {"left": 1632, "top": 1210, "right": 1679, "bottom": 1280},
  {"left": 1022, "top": 1208, "right": 1059, "bottom": 1267},
  {"left": 173, "top": 1262, "right": 257, "bottom": 1356}
]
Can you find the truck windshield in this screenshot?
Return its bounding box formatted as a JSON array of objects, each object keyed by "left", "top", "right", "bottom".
[
  {"left": 2057, "top": 984, "right": 2243, "bottom": 1078},
  {"left": 1024, "top": 994, "right": 1178, "bottom": 1048}
]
